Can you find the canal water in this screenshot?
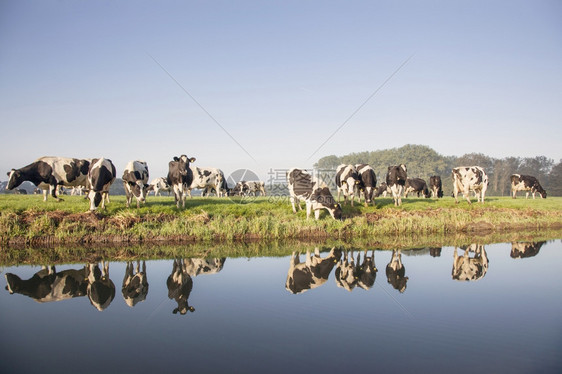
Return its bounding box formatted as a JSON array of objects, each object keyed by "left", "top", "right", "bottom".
[{"left": 1, "top": 240, "right": 561, "bottom": 373}]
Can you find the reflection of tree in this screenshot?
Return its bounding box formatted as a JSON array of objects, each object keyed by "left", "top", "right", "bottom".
[
  {"left": 386, "top": 250, "right": 408, "bottom": 293},
  {"left": 451, "top": 245, "right": 488, "bottom": 282}
]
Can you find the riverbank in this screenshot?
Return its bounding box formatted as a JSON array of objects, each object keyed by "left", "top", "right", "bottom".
[{"left": 1, "top": 195, "right": 561, "bottom": 248}]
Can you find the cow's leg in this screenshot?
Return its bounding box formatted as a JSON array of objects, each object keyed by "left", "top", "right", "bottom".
[
  {"left": 525, "top": 191, "right": 529, "bottom": 199},
  {"left": 42, "top": 189, "right": 48, "bottom": 202},
  {"left": 290, "top": 196, "right": 298, "bottom": 213},
  {"left": 305, "top": 201, "right": 312, "bottom": 219}
]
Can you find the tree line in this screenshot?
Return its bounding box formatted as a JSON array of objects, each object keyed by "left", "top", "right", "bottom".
[{"left": 314, "top": 144, "right": 562, "bottom": 197}]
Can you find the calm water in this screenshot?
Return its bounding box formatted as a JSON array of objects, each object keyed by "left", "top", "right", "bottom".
[{"left": 1, "top": 240, "right": 561, "bottom": 374}]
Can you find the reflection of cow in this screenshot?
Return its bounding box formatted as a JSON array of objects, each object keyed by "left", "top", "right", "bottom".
[
  {"left": 122, "top": 261, "right": 149, "bottom": 307},
  {"left": 357, "top": 250, "right": 377, "bottom": 290},
  {"left": 335, "top": 250, "right": 378, "bottom": 292},
  {"left": 510, "top": 242, "right": 545, "bottom": 259},
  {"left": 5, "top": 265, "right": 87, "bottom": 302},
  {"left": 386, "top": 250, "right": 408, "bottom": 293},
  {"left": 452, "top": 245, "right": 489, "bottom": 282},
  {"left": 183, "top": 258, "right": 226, "bottom": 277},
  {"left": 167, "top": 259, "right": 195, "bottom": 315},
  {"left": 87, "top": 261, "right": 116, "bottom": 311},
  {"left": 285, "top": 248, "right": 342, "bottom": 294},
  {"left": 335, "top": 250, "right": 358, "bottom": 292}
]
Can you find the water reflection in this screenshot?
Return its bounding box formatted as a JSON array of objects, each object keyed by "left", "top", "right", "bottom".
[
  {"left": 386, "top": 250, "right": 409, "bottom": 293},
  {"left": 335, "top": 250, "right": 378, "bottom": 292},
  {"left": 122, "top": 261, "right": 149, "bottom": 307},
  {"left": 510, "top": 241, "right": 545, "bottom": 259},
  {"left": 285, "top": 248, "right": 342, "bottom": 294},
  {"left": 87, "top": 261, "right": 116, "bottom": 311},
  {"left": 452, "top": 244, "right": 489, "bottom": 282}
]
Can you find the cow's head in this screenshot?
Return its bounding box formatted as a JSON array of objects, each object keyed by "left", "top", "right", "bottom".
[
  {"left": 128, "top": 181, "right": 150, "bottom": 202},
  {"left": 6, "top": 169, "right": 23, "bottom": 190},
  {"left": 388, "top": 164, "right": 407, "bottom": 184},
  {"left": 313, "top": 187, "right": 343, "bottom": 220}
]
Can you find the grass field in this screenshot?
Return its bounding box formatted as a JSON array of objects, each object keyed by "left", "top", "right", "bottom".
[{"left": 0, "top": 193, "right": 561, "bottom": 248}]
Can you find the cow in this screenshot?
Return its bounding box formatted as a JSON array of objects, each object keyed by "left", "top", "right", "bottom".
[
  {"left": 230, "top": 181, "right": 265, "bottom": 197},
  {"left": 452, "top": 244, "right": 488, "bottom": 282},
  {"left": 355, "top": 164, "right": 377, "bottom": 206},
  {"left": 7, "top": 156, "right": 90, "bottom": 201},
  {"left": 5, "top": 265, "right": 88, "bottom": 303},
  {"left": 167, "top": 155, "right": 196, "bottom": 208},
  {"left": 167, "top": 259, "right": 195, "bottom": 315},
  {"left": 86, "top": 158, "right": 116, "bottom": 211},
  {"left": 86, "top": 261, "right": 116, "bottom": 311},
  {"left": 386, "top": 250, "right": 408, "bottom": 293},
  {"left": 374, "top": 182, "right": 390, "bottom": 198},
  {"left": 123, "top": 160, "right": 149, "bottom": 208},
  {"left": 183, "top": 258, "right": 226, "bottom": 277},
  {"left": 122, "top": 261, "right": 149, "bottom": 308},
  {"left": 287, "top": 168, "right": 342, "bottom": 220},
  {"left": 452, "top": 166, "right": 488, "bottom": 204},
  {"left": 510, "top": 241, "right": 545, "bottom": 259},
  {"left": 510, "top": 174, "right": 547, "bottom": 199},
  {"left": 335, "top": 164, "right": 360, "bottom": 206},
  {"left": 386, "top": 164, "right": 408, "bottom": 206},
  {"left": 429, "top": 176, "right": 444, "bottom": 198},
  {"left": 356, "top": 250, "right": 377, "bottom": 291},
  {"left": 335, "top": 250, "right": 358, "bottom": 292},
  {"left": 148, "top": 177, "right": 171, "bottom": 196},
  {"left": 285, "top": 247, "right": 342, "bottom": 294},
  {"left": 404, "top": 178, "right": 430, "bottom": 198},
  {"left": 188, "top": 166, "right": 227, "bottom": 197}
]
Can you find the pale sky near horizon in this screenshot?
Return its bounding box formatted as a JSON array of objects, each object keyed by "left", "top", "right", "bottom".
[{"left": 1, "top": 0, "right": 561, "bottom": 182}]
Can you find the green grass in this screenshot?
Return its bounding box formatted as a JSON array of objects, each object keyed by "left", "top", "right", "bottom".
[{"left": 0, "top": 194, "right": 561, "bottom": 247}]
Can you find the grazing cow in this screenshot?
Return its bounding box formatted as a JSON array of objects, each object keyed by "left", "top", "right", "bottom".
[
  {"left": 285, "top": 248, "right": 342, "bottom": 294},
  {"left": 287, "top": 168, "right": 342, "bottom": 220},
  {"left": 374, "top": 182, "right": 390, "bottom": 198},
  {"left": 149, "top": 177, "right": 171, "bottom": 196},
  {"left": 122, "top": 261, "right": 149, "bottom": 308},
  {"left": 86, "top": 261, "right": 116, "bottom": 311},
  {"left": 510, "top": 241, "right": 545, "bottom": 259},
  {"left": 451, "top": 166, "right": 488, "bottom": 204},
  {"left": 123, "top": 160, "right": 150, "bottom": 208},
  {"left": 335, "top": 250, "right": 358, "bottom": 292},
  {"left": 386, "top": 250, "right": 408, "bottom": 293},
  {"left": 386, "top": 164, "right": 408, "bottom": 206},
  {"left": 429, "top": 176, "right": 444, "bottom": 198},
  {"left": 335, "top": 164, "right": 360, "bottom": 206},
  {"left": 452, "top": 244, "right": 489, "bottom": 282},
  {"left": 510, "top": 174, "right": 547, "bottom": 199},
  {"left": 86, "top": 158, "right": 116, "bottom": 211},
  {"left": 167, "top": 155, "right": 196, "bottom": 208},
  {"left": 188, "top": 166, "right": 227, "bottom": 197},
  {"left": 167, "top": 259, "right": 195, "bottom": 315},
  {"left": 355, "top": 164, "right": 377, "bottom": 206},
  {"left": 404, "top": 178, "right": 431, "bottom": 198},
  {"left": 5, "top": 265, "right": 87, "bottom": 303},
  {"left": 7, "top": 156, "right": 90, "bottom": 201},
  {"left": 230, "top": 181, "right": 265, "bottom": 197}
]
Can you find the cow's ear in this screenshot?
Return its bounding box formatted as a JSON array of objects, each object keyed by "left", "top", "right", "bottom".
[
  {"left": 190, "top": 157, "right": 196, "bottom": 163},
  {"left": 173, "top": 157, "right": 179, "bottom": 162},
  {"left": 333, "top": 204, "right": 338, "bottom": 208}
]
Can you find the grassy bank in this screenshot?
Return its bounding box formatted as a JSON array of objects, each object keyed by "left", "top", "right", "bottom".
[{"left": 0, "top": 194, "right": 561, "bottom": 247}]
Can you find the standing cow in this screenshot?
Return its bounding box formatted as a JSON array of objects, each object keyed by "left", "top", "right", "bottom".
[
  {"left": 335, "top": 164, "right": 360, "bottom": 206},
  {"left": 386, "top": 164, "right": 408, "bottom": 206},
  {"left": 429, "top": 176, "right": 444, "bottom": 198},
  {"left": 510, "top": 174, "right": 547, "bottom": 199},
  {"left": 404, "top": 178, "right": 430, "bottom": 198},
  {"left": 87, "top": 158, "right": 116, "bottom": 211},
  {"left": 148, "top": 177, "right": 171, "bottom": 196},
  {"left": 355, "top": 164, "right": 377, "bottom": 206},
  {"left": 188, "top": 166, "right": 227, "bottom": 197},
  {"left": 452, "top": 166, "right": 488, "bottom": 204},
  {"left": 123, "top": 160, "right": 150, "bottom": 208},
  {"left": 167, "top": 155, "right": 196, "bottom": 208},
  {"left": 7, "top": 156, "right": 90, "bottom": 201},
  {"left": 287, "top": 168, "right": 342, "bottom": 220}
]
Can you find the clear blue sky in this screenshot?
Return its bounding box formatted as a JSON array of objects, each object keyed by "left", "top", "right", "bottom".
[{"left": 1, "top": 0, "right": 561, "bottom": 182}]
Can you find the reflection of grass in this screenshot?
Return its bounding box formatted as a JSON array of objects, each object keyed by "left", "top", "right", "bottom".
[{"left": 0, "top": 195, "right": 561, "bottom": 248}]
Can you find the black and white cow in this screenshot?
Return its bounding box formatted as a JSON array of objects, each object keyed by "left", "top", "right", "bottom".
[
  {"left": 452, "top": 244, "right": 488, "bottom": 282},
  {"left": 386, "top": 250, "right": 408, "bottom": 293},
  {"left": 452, "top": 166, "right": 488, "bottom": 204},
  {"left": 148, "top": 177, "right": 171, "bottom": 196},
  {"left": 335, "top": 250, "right": 358, "bottom": 292},
  {"left": 285, "top": 248, "right": 342, "bottom": 294},
  {"left": 122, "top": 261, "right": 149, "bottom": 308},
  {"left": 287, "top": 168, "right": 342, "bottom": 220},
  {"left": 335, "top": 164, "right": 360, "bottom": 206},
  {"left": 87, "top": 158, "right": 116, "bottom": 211},
  {"left": 167, "top": 155, "right": 196, "bottom": 208},
  {"left": 404, "top": 178, "right": 431, "bottom": 198},
  {"left": 5, "top": 265, "right": 88, "bottom": 303},
  {"left": 510, "top": 174, "right": 547, "bottom": 199},
  {"left": 230, "top": 181, "right": 266, "bottom": 197},
  {"left": 167, "top": 259, "right": 195, "bottom": 315},
  {"left": 355, "top": 164, "right": 377, "bottom": 206},
  {"left": 183, "top": 258, "right": 226, "bottom": 277},
  {"left": 386, "top": 164, "right": 408, "bottom": 206},
  {"left": 7, "top": 156, "right": 90, "bottom": 201},
  {"left": 510, "top": 241, "right": 545, "bottom": 259},
  {"left": 123, "top": 160, "right": 149, "bottom": 208},
  {"left": 374, "top": 182, "right": 390, "bottom": 198},
  {"left": 188, "top": 166, "right": 227, "bottom": 197},
  {"left": 356, "top": 250, "right": 377, "bottom": 291},
  {"left": 86, "top": 261, "right": 116, "bottom": 311},
  {"left": 429, "top": 175, "right": 444, "bottom": 198}
]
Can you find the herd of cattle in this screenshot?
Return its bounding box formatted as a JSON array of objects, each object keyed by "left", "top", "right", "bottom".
[{"left": 5, "top": 156, "right": 548, "bottom": 217}]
